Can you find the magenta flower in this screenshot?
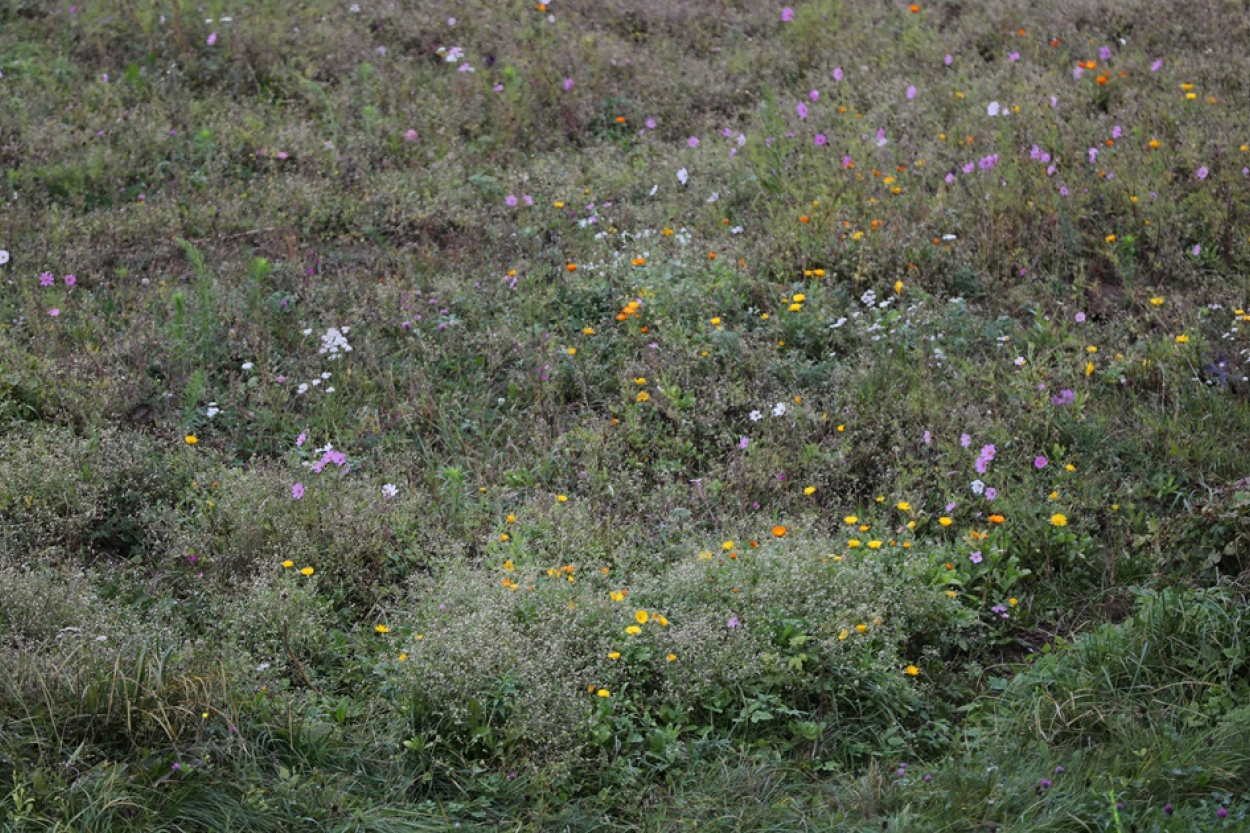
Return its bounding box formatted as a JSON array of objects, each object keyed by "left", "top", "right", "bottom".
[
  {"left": 944, "top": 54, "right": 953, "bottom": 66},
  {"left": 40, "top": 272, "right": 55, "bottom": 286},
  {"left": 814, "top": 133, "right": 827, "bottom": 146},
  {"left": 1197, "top": 166, "right": 1209, "bottom": 180},
  {"left": 944, "top": 173, "right": 954, "bottom": 184},
  {"left": 970, "top": 551, "right": 983, "bottom": 564},
  {"left": 207, "top": 32, "right": 217, "bottom": 46},
  {"left": 48, "top": 307, "right": 60, "bottom": 317},
  {"left": 1075, "top": 311, "right": 1086, "bottom": 322},
  {"left": 1035, "top": 456, "right": 1048, "bottom": 469},
  {"left": 796, "top": 102, "right": 808, "bottom": 119},
  {"left": 687, "top": 136, "right": 700, "bottom": 148},
  {"left": 292, "top": 483, "right": 305, "bottom": 499},
  {"left": 645, "top": 118, "right": 656, "bottom": 129},
  {"left": 781, "top": 7, "right": 794, "bottom": 21},
  {"left": 906, "top": 85, "right": 916, "bottom": 99},
  {"left": 64, "top": 274, "right": 76, "bottom": 286},
  {"left": 296, "top": 432, "right": 306, "bottom": 446},
  {"left": 404, "top": 129, "right": 417, "bottom": 141},
  {"left": 505, "top": 194, "right": 518, "bottom": 207},
  {"left": 809, "top": 89, "right": 819, "bottom": 101},
  {"left": 1150, "top": 59, "right": 1163, "bottom": 72},
  {"left": 562, "top": 78, "right": 574, "bottom": 91},
  {"left": 832, "top": 66, "right": 843, "bottom": 81},
  {"left": 1008, "top": 51, "right": 1019, "bottom": 62}
]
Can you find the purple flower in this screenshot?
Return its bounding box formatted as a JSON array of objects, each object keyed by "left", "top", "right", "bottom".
[
  {"left": 814, "top": 134, "right": 827, "bottom": 146},
  {"left": 645, "top": 118, "right": 656, "bottom": 130},
  {"left": 1197, "top": 166, "right": 1209, "bottom": 180},
  {"left": 562, "top": 78, "right": 574, "bottom": 91},
  {"left": 64, "top": 274, "right": 76, "bottom": 286},
  {"left": 960, "top": 433, "right": 971, "bottom": 448},
  {"left": 944, "top": 54, "right": 953, "bottom": 66},
  {"left": 906, "top": 85, "right": 916, "bottom": 99},
  {"left": 296, "top": 432, "right": 307, "bottom": 446},
  {"left": 923, "top": 774, "right": 932, "bottom": 782},
  {"left": 842, "top": 155, "right": 853, "bottom": 168},
  {"left": 1151, "top": 59, "right": 1163, "bottom": 72},
  {"left": 809, "top": 89, "right": 820, "bottom": 101},
  {"left": 923, "top": 430, "right": 931, "bottom": 445},
  {"left": 979, "top": 154, "right": 999, "bottom": 170},
  {"left": 1193, "top": 244, "right": 1202, "bottom": 256},
  {"left": 1008, "top": 52, "right": 1020, "bottom": 62},
  {"left": 1059, "top": 185, "right": 1070, "bottom": 197},
  {"left": 781, "top": 7, "right": 794, "bottom": 22},
  {"left": 727, "top": 616, "right": 740, "bottom": 628},
  {"left": 1088, "top": 147, "right": 1099, "bottom": 164},
  {"left": 524, "top": 194, "right": 534, "bottom": 206},
  {"left": 1040, "top": 778, "right": 1052, "bottom": 789},
  {"left": 1035, "top": 456, "right": 1048, "bottom": 469},
  {"left": 944, "top": 173, "right": 955, "bottom": 184},
  {"left": 40, "top": 272, "right": 55, "bottom": 286},
  {"left": 832, "top": 67, "right": 843, "bottom": 81},
  {"left": 962, "top": 162, "right": 975, "bottom": 174},
  {"left": 985, "top": 487, "right": 997, "bottom": 500},
  {"left": 1051, "top": 388, "right": 1075, "bottom": 406},
  {"left": 1112, "top": 125, "right": 1122, "bottom": 139},
  {"left": 171, "top": 762, "right": 182, "bottom": 771},
  {"left": 1217, "top": 808, "right": 1228, "bottom": 819},
  {"left": 739, "top": 437, "right": 749, "bottom": 449},
  {"left": 970, "top": 551, "right": 983, "bottom": 564},
  {"left": 1075, "top": 311, "right": 1086, "bottom": 323},
  {"left": 1163, "top": 804, "right": 1173, "bottom": 815},
  {"left": 207, "top": 32, "right": 217, "bottom": 46},
  {"left": 1098, "top": 45, "right": 1112, "bottom": 61},
  {"left": 48, "top": 307, "right": 60, "bottom": 317},
  {"left": 1073, "top": 66, "right": 1084, "bottom": 79},
  {"left": 796, "top": 102, "right": 808, "bottom": 119},
  {"left": 292, "top": 483, "right": 305, "bottom": 499},
  {"left": 687, "top": 136, "right": 700, "bottom": 148},
  {"left": 505, "top": 194, "right": 518, "bottom": 207},
  {"left": 1054, "top": 766, "right": 1065, "bottom": 774}
]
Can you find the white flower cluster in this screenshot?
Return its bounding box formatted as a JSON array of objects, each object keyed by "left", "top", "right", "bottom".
[
  {"left": 296, "top": 371, "right": 335, "bottom": 395},
  {"left": 319, "top": 327, "right": 352, "bottom": 359}
]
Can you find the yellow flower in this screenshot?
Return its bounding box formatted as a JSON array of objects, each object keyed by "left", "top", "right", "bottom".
[
  {"left": 1085, "top": 362, "right": 1095, "bottom": 377},
  {"left": 635, "top": 391, "right": 651, "bottom": 402},
  {"left": 184, "top": 435, "right": 198, "bottom": 445},
  {"left": 855, "top": 623, "right": 868, "bottom": 633},
  {"left": 1175, "top": 334, "right": 1189, "bottom": 344},
  {"left": 1049, "top": 491, "right": 1059, "bottom": 500},
  {"left": 894, "top": 280, "right": 904, "bottom": 294},
  {"left": 844, "top": 515, "right": 858, "bottom": 524},
  {"left": 848, "top": 539, "right": 861, "bottom": 548},
  {"left": 788, "top": 303, "right": 802, "bottom": 312},
  {"left": 1104, "top": 234, "right": 1116, "bottom": 243},
  {"left": 635, "top": 610, "right": 649, "bottom": 625},
  {"left": 499, "top": 533, "right": 510, "bottom": 542},
  {"left": 626, "top": 625, "right": 642, "bottom": 635},
  {"left": 634, "top": 377, "right": 647, "bottom": 385},
  {"left": 838, "top": 629, "right": 849, "bottom": 641},
  {"left": 398, "top": 652, "right": 408, "bottom": 661},
  {"left": 282, "top": 560, "right": 294, "bottom": 569},
  {"left": 804, "top": 486, "right": 816, "bottom": 496},
  {"left": 722, "top": 540, "right": 734, "bottom": 550},
  {"left": 1008, "top": 597, "right": 1018, "bottom": 606},
  {"left": 300, "top": 566, "right": 315, "bottom": 576},
  {"left": 938, "top": 517, "right": 952, "bottom": 527},
  {"left": 567, "top": 347, "right": 577, "bottom": 356},
  {"left": 375, "top": 624, "right": 391, "bottom": 634},
  {"left": 554, "top": 201, "right": 565, "bottom": 208},
  {"left": 867, "top": 540, "right": 882, "bottom": 549},
  {"left": 597, "top": 689, "right": 611, "bottom": 698},
  {"left": 1065, "top": 463, "right": 1075, "bottom": 472},
  {"left": 944, "top": 590, "right": 958, "bottom": 599},
  {"left": 792, "top": 294, "right": 806, "bottom": 302},
  {"left": 1150, "top": 297, "right": 1164, "bottom": 306},
  {"left": 905, "top": 665, "right": 920, "bottom": 677},
  {"left": 503, "top": 560, "right": 515, "bottom": 571},
  {"left": 837, "top": 424, "right": 845, "bottom": 432},
  {"left": 608, "top": 651, "right": 621, "bottom": 660},
  {"left": 1050, "top": 513, "right": 1068, "bottom": 527},
  {"left": 666, "top": 653, "right": 677, "bottom": 662},
  {"left": 710, "top": 317, "right": 722, "bottom": 326},
  {"left": 506, "top": 514, "right": 516, "bottom": 523},
  {"left": 1148, "top": 139, "right": 1161, "bottom": 149},
  {"left": 656, "top": 615, "right": 668, "bottom": 626},
  {"left": 896, "top": 501, "right": 911, "bottom": 512},
  {"left": 609, "top": 590, "right": 625, "bottom": 602},
  {"left": 556, "top": 494, "right": 568, "bottom": 503}
]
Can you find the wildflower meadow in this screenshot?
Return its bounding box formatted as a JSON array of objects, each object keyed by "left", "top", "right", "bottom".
[{"left": 2, "top": 0, "right": 1250, "bottom": 829}]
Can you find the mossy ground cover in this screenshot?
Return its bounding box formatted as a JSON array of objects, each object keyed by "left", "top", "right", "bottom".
[{"left": 2, "top": 0, "right": 1250, "bottom": 829}]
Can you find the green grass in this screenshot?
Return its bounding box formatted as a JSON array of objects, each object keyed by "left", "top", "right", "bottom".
[{"left": 2, "top": 0, "right": 1250, "bottom": 828}]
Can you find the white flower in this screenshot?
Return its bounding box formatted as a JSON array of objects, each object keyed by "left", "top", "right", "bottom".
[
  {"left": 0, "top": 249, "right": 9, "bottom": 265},
  {"left": 677, "top": 167, "right": 688, "bottom": 186},
  {"left": 830, "top": 317, "right": 847, "bottom": 328},
  {"left": 860, "top": 290, "right": 877, "bottom": 307},
  {"left": 971, "top": 480, "right": 985, "bottom": 495},
  {"left": 649, "top": 184, "right": 658, "bottom": 196},
  {"left": 382, "top": 484, "right": 399, "bottom": 497},
  {"left": 987, "top": 101, "right": 1001, "bottom": 117},
  {"left": 297, "top": 383, "right": 309, "bottom": 394},
  {"left": 349, "top": 3, "right": 361, "bottom": 12},
  {"left": 256, "top": 662, "right": 271, "bottom": 672},
  {"left": 749, "top": 410, "right": 763, "bottom": 422},
  {"left": 1014, "top": 356, "right": 1026, "bottom": 366},
  {"left": 205, "top": 402, "right": 221, "bottom": 418},
  {"left": 942, "top": 234, "right": 957, "bottom": 241},
  {"left": 241, "top": 361, "right": 254, "bottom": 371},
  {"left": 319, "top": 327, "right": 352, "bottom": 359},
  {"left": 706, "top": 192, "right": 719, "bottom": 203},
  {"left": 772, "top": 402, "right": 787, "bottom": 417}
]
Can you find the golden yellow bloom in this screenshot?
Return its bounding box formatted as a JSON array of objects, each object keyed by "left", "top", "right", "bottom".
[
  {"left": 855, "top": 623, "right": 868, "bottom": 633},
  {"left": 597, "top": 689, "right": 611, "bottom": 698},
  {"left": 1065, "top": 463, "right": 1076, "bottom": 472},
  {"left": 804, "top": 486, "right": 816, "bottom": 496},
  {"left": 722, "top": 540, "right": 734, "bottom": 550},
  {"left": 666, "top": 653, "right": 677, "bottom": 662},
  {"left": 848, "top": 539, "right": 861, "bottom": 548},
  {"left": 626, "top": 625, "right": 642, "bottom": 635},
  {"left": 556, "top": 494, "right": 568, "bottom": 503},
  {"left": 905, "top": 665, "right": 920, "bottom": 677},
  {"left": 1086, "top": 362, "right": 1095, "bottom": 377},
  {"left": 609, "top": 590, "right": 625, "bottom": 602},
  {"left": 1104, "top": 234, "right": 1116, "bottom": 244},
  {"left": 894, "top": 280, "right": 904, "bottom": 294},
  {"left": 1008, "top": 597, "right": 1018, "bottom": 606},
  {"left": 1150, "top": 297, "right": 1164, "bottom": 306},
  {"left": 554, "top": 201, "right": 565, "bottom": 208},
  {"left": 635, "top": 610, "right": 649, "bottom": 625},
  {"left": 838, "top": 629, "right": 849, "bottom": 641},
  {"left": 398, "top": 652, "right": 408, "bottom": 661},
  {"left": 608, "top": 651, "right": 621, "bottom": 660},
  {"left": 582, "top": 327, "right": 595, "bottom": 335},
  {"left": 300, "top": 566, "right": 315, "bottom": 576},
  {"left": 1175, "top": 334, "right": 1189, "bottom": 343},
  {"left": 939, "top": 517, "right": 953, "bottom": 527},
  {"left": 896, "top": 501, "right": 911, "bottom": 511},
  {"left": 1050, "top": 513, "right": 1068, "bottom": 527},
  {"left": 844, "top": 516, "right": 858, "bottom": 524},
  {"left": 184, "top": 435, "right": 198, "bottom": 445},
  {"left": 375, "top": 624, "right": 391, "bottom": 634},
  {"left": 282, "top": 560, "right": 294, "bottom": 569},
  {"left": 867, "top": 540, "right": 882, "bottom": 549},
  {"left": 567, "top": 347, "right": 577, "bottom": 356},
  {"left": 635, "top": 391, "right": 651, "bottom": 402},
  {"left": 657, "top": 615, "right": 668, "bottom": 626}
]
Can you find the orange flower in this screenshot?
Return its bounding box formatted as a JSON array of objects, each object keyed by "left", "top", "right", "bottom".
[
  {"left": 632, "top": 257, "right": 646, "bottom": 266},
  {"left": 799, "top": 215, "right": 809, "bottom": 224},
  {"left": 988, "top": 514, "right": 1005, "bottom": 525},
  {"left": 708, "top": 252, "right": 717, "bottom": 260},
  {"left": 1096, "top": 75, "right": 1108, "bottom": 85},
  {"left": 615, "top": 116, "right": 626, "bottom": 124},
  {"left": 771, "top": 525, "right": 787, "bottom": 538},
  {"left": 908, "top": 3, "right": 920, "bottom": 11},
  {"left": 566, "top": 263, "right": 577, "bottom": 272}
]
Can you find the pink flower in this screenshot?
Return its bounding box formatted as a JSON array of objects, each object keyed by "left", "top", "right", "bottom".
[
  {"left": 562, "top": 78, "right": 574, "bottom": 91},
  {"left": 687, "top": 136, "right": 700, "bottom": 148},
  {"left": 40, "top": 272, "right": 55, "bottom": 286},
  {"left": 809, "top": 89, "right": 819, "bottom": 101},
  {"left": 48, "top": 307, "right": 60, "bottom": 317},
  {"left": 944, "top": 54, "right": 953, "bottom": 66},
  {"left": 505, "top": 194, "right": 518, "bottom": 207},
  {"left": 207, "top": 32, "right": 217, "bottom": 46},
  {"left": 1196, "top": 166, "right": 1209, "bottom": 180},
  {"left": 796, "top": 102, "right": 808, "bottom": 119},
  {"left": 64, "top": 274, "right": 76, "bottom": 286},
  {"left": 292, "top": 483, "right": 305, "bottom": 499},
  {"left": 906, "top": 85, "right": 916, "bottom": 99},
  {"left": 296, "top": 432, "right": 307, "bottom": 446},
  {"left": 832, "top": 67, "right": 843, "bottom": 81},
  {"left": 1034, "top": 456, "right": 1048, "bottom": 469},
  {"left": 781, "top": 7, "right": 794, "bottom": 21},
  {"left": 814, "top": 134, "right": 827, "bottom": 146},
  {"left": 404, "top": 129, "right": 417, "bottom": 141}
]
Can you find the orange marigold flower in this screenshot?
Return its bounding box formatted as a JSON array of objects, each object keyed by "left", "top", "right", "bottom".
[
  {"left": 771, "top": 525, "right": 787, "bottom": 538},
  {"left": 988, "top": 514, "right": 1005, "bottom": 524}
]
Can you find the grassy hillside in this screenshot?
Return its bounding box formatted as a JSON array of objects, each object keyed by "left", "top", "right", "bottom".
[{"left": 2, "top": 0, "right": 1249, "bottom": 828}]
